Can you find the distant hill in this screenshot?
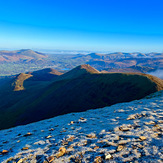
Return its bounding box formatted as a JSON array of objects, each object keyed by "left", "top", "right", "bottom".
[
  {"left": 0, "top": 64, "right": 163, "bottom": 130},
  {"left": 102, "top": 65, "right": 155, "bottom": 73},
  {"left": 87, "top": 53, "right": 105, "bottom": 59},
  {"left": 87, "top": 57, "right": 163, "bottom": 70},
  {"left": 0, "top": 49, "right": 47, "bottom": 63}
]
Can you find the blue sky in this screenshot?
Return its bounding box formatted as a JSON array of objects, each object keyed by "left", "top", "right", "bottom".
[{"left": 0, "top": 0, "right": 163, "bottom": 52}]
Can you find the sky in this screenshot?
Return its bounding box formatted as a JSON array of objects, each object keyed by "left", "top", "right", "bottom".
[{"left": 0, "top": 0, "right": 163, "bottom": 52}]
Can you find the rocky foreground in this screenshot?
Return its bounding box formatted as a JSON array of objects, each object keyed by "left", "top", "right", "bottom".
[{"left": 0, "top": 91, "right": 163, "bottom": 163}]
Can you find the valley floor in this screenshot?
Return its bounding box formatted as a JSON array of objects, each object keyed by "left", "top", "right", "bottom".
[{"left": 0, "top": 91, "right": 163, "bottom": 163}]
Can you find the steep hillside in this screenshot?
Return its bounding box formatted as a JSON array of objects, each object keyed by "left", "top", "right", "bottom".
[
  {"left": 29, "top": 68, "right": 63, "bottom": 81},
  {"left": 0, "top": 68, "right": 63, "bottom": 115},
  {"left": 0, "top": 65, "right": 163, "bottom": 130},
  {"left": 0, "top": 91, "right": 162, "bottom": 163},
  {"left": 1, "top": 68, "right": 62, "bottom": 92}
]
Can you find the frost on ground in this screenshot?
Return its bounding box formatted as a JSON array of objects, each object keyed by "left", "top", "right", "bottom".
[{"left": 0, "top": 91, "right": 163, "bottom": 163}]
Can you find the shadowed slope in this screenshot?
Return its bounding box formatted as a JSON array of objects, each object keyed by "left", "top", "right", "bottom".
[
  {"left": 0, "top": 68, "right": 63, "bottom": 93},
  {"left": 29, "top": 68, "right": 63, "bottom": 81},
  {"left": 0, "top": 65, "right": 163, "bottom": 130},
  {"left": 0, "top": 68, "right": 63, "bottom": 114},
  {"left": 11, "top": 68, "right": 63, "bottom": 91}
]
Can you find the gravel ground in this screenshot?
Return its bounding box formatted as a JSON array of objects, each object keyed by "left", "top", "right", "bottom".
[{"left": 0, "top": 91, "right": 163, "bottom": 163}]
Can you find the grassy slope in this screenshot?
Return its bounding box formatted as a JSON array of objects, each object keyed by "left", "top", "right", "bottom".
[{"left": 12, "top": 73, "right": 33, "bottom": 91}]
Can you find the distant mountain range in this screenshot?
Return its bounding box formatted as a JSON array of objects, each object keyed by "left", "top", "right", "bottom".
[
  {"left": 87, "top": 52, "right": 163, "bottom": 59},
  {"left": 0, "top": 64, "right": 163, "bottom": 130},
  {"left": 85, "top": 53, "right": 163, "bottom": 71},
  {"left": 0, "top": 49, "right": 163, "bottom": 76}
]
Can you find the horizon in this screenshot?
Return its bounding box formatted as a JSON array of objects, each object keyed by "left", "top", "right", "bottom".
[
  {"left": 0, "top": 48, "right": 163, "bottom": 54},
  {"left": 0, "top": 0, "right": 163, "bottom": 52}
]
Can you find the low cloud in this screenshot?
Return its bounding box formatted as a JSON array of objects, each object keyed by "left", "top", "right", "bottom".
[{"left": 148, "top": 69, "right": 163, "bottom": 79}]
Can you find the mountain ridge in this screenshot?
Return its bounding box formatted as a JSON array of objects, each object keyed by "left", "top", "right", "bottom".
[
  {"left": 0, "top": 64, "right": 163, "bottom": 130},
  {"left": 5, "top": 68, "right": 63, "bottom": 91}
]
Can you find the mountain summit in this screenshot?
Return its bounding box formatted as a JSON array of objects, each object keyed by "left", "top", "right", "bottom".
[{"left": 57, "top": 64, "right": 100, "bottom": 80}]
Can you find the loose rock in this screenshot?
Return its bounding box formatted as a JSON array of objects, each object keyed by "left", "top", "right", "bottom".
[{"left": 139, "top": 136, "right": 147, "bottom": 141}]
